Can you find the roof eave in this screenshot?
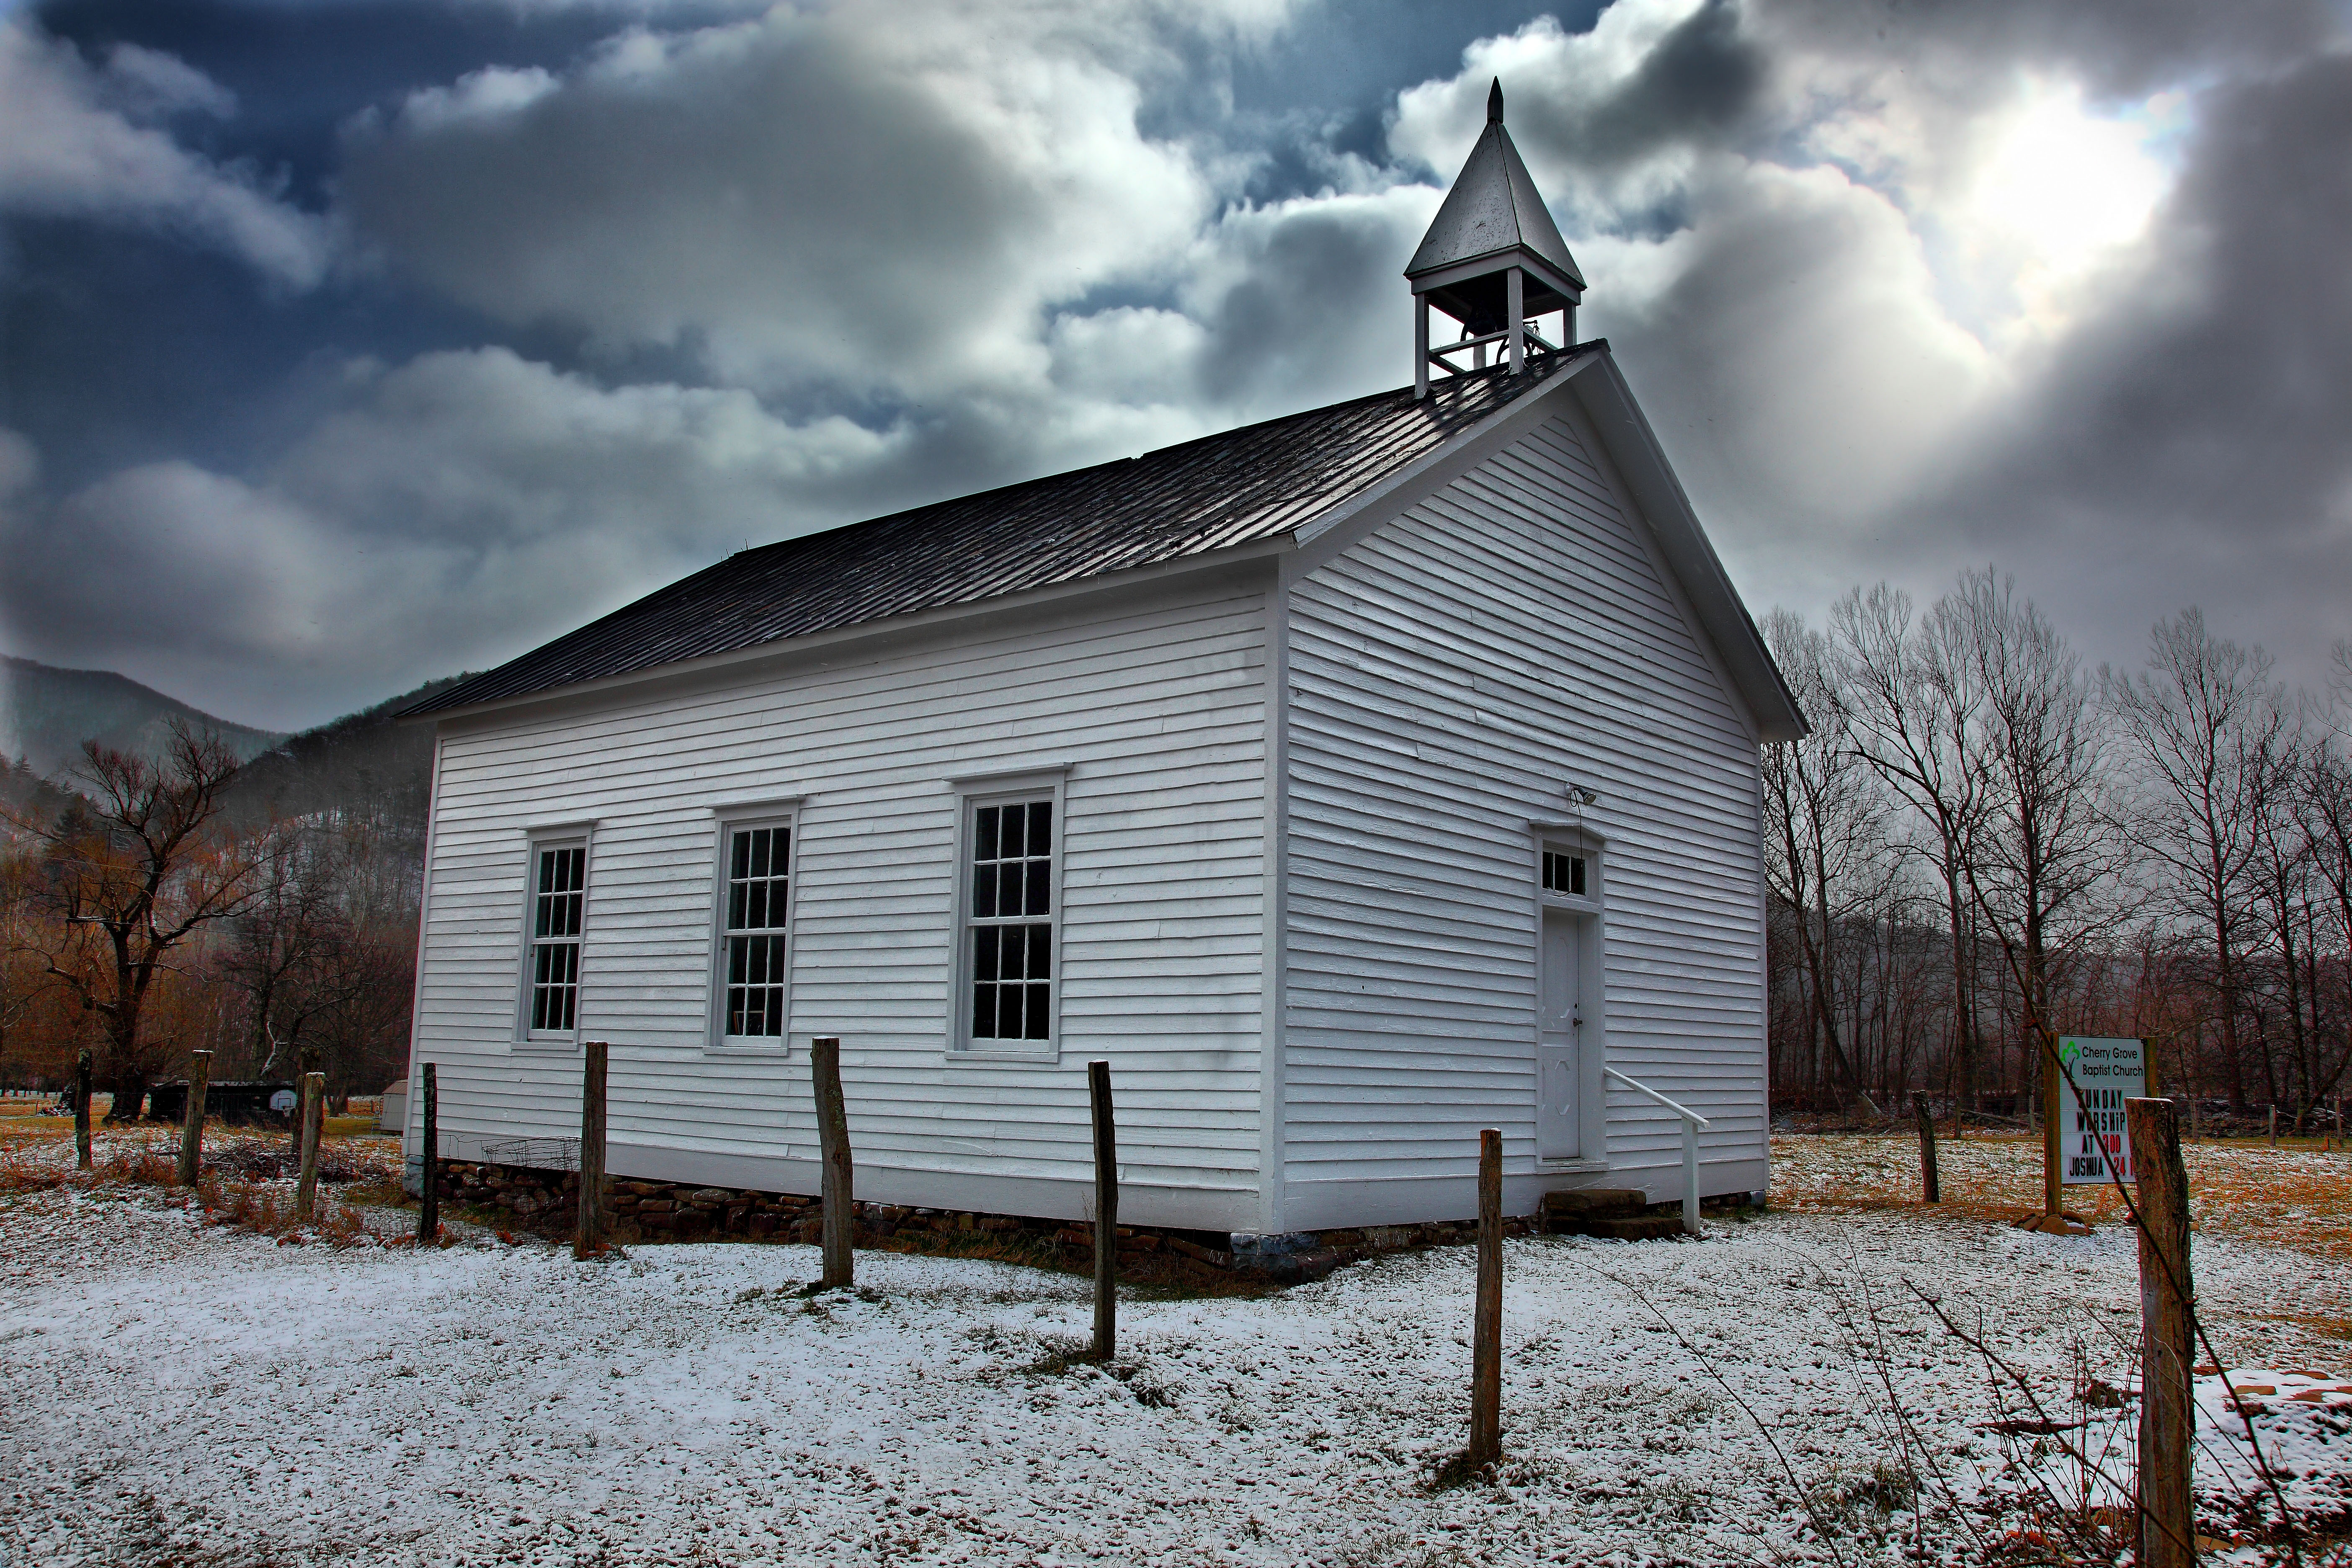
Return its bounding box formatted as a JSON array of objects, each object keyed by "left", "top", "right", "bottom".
[{"left": 1406, "top": 249, "right": 1583, "bottom": 304}]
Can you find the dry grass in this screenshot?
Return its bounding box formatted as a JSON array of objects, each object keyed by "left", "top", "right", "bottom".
[
  {"left": 1771, "top": 1131, "right": 2352, "bottom": 1263},
  {"left": 0, "top": 1125, "right": 414, "bottom": 1249}
]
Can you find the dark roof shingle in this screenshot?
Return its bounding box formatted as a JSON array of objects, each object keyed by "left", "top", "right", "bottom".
[{"left": 408, "top": 353, "right": 1587, "bottom": 717}]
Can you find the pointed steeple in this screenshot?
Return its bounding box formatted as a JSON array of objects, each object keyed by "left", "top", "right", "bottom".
[{"left": 1408, "top": 79, "right": 1583, "bottom": 395}]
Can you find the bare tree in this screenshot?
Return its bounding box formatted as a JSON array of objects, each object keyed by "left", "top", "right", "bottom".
[
  {"left": 224, "top": 822, "right": 357, "bottom": 1081},
  {"left": 1762, "top": 609, "right": 1893, "bottom": 1111},
  {"left": 1834, "top": 583, "right": 1991, "bottom": 1124},
  {"left": 2107, "top": 610, "right": 2290, "bottom": 1110},
  {"left": 1947, "top": 571, "right": 2122, "bottom": 1217},
  {"left": 8, "top": 725, "right": 275, "bottom": 1119}
]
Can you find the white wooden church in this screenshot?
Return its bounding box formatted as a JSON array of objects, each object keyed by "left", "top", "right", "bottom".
[{"left": 400, "top": 83, "right": 1803, "bottom": 1241}]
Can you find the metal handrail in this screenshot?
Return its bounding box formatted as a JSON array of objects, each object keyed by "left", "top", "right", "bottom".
[
  {"left": 1602, "top": 1067, "right": 1710, "bottom": 1129},
  {"left": 1603, "top": 1066, "right": 1710, "bottom": 1235}
]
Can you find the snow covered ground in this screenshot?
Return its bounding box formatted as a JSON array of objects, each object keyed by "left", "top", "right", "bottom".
[
  {"left": 0, "top": 1128, "right": 2342, "bottom": 1568},
  {"left": 3, "top": 1152, "right": 2348, "bottom": 1568}
]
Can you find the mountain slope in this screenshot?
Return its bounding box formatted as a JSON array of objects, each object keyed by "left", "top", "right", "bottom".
[
  {"left": 0, "top": 656, "right": 285, "bottom": 782},
  {"left": 226, "top": 672, "right": 472, "bottom": 851}
]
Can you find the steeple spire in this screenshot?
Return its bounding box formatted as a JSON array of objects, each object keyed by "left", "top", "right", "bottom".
[{"left": 1407, "top": 78, "right": 1583, "bottom": 396}]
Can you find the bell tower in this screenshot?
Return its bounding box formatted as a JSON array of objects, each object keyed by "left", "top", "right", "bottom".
[{"left": 1407, "top": 80, "right": 1585, "bottom": 397}]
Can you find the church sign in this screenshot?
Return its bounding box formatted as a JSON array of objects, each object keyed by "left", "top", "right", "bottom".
[{"left": 2057, "top": 1036, "right": 2146, "bottom": 1185}]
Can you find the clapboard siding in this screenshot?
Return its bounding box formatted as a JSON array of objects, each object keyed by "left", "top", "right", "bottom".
[
  {"left": 410, "top": 580, "right": 1269, "bottom": 1225},
  {"left": 1282, "top": 410, "right": 1766, "bottom": 1219}
]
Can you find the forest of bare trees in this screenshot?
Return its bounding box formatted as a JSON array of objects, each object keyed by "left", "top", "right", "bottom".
[
  {"left": 1767, "top": 569, "right": 2352, "bottom": 1131},
  {"left": 0, "top": 678, "right": 454, "bottom": 1114}
]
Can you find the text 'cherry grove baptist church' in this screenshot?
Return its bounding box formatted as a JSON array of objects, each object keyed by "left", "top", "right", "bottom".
[{"left": 397, "top": 82, "right": 1805, "bottom": 1245}]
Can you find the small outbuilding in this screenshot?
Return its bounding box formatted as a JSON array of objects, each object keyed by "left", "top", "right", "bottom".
[{"left": 396, "top": 83, "right": 1802, "bottom": 1242}]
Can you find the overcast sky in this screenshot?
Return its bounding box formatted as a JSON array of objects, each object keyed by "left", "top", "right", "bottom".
[{"left": 3, "top": 0, "right": 2347, "bottom": 732}]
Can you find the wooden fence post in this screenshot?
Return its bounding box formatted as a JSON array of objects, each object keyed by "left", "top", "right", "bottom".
[
  {"left": 812, "top": 1037, "right": 853, "bottom": 1289},
  {"left": 1912, "top": 1092, "right": 1941, "bottom": 1204},
  {"left": 1089, "top": 1060, "right": 1118, "bottom": 1361},
  {"left": 1468, "top": 1127, "right": 1504, "bottom": 1470},
  {"left": 74, "top": 1048, "right": 93, "bottom": 1171},
  {"left": 575, "top": 1041, "right": 609, "bottom": 1259},
  {"left": 418, "top": 1062, "right": 440, "bottom": 1244},
  {"left": 2127, "top": 1097, "right": 2194, "bottom": 1568},
  {"left": 290, "top": 1045, "right": 317, "bottom": 1157},
  {"left": 175, "top": 1050, "right": 213, "bottom": 1187},
  {"left": 296, "top": 1071, "right": 324, "bottom": 1220}
]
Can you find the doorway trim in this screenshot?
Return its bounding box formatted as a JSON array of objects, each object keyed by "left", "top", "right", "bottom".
[{"left": 1530, "top": 822, "right": 1608, "bottom": 1169}]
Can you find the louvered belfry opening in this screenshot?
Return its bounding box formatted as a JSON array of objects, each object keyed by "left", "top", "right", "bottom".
[{"left": 1406, "top": 79, "right": 1587, "bottom": 397}]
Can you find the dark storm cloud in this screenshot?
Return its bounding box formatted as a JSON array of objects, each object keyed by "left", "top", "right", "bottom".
[
  {"left": 1879, "top": 46, "right": 2352, "bottom": 663},
  {"left": 1193, "top": 196, "right": 1426, "bottom": 407},
  {"left": 1936, "top": 51, "right": 2352, "bottom": 540},
  {"left": 1523, "top": 0, "right": 1765, "bottom": 168},
  {"left": 1757, "top": 0, "right": 2341, "bottom": 98},
  {"left": 5, "top": 0, "right": 2351, "bottom": 730}
]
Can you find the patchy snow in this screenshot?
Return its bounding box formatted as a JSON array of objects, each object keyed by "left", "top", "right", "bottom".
[{"left": 4, "top": 1179, "right": 2348, "bottom": 1566}]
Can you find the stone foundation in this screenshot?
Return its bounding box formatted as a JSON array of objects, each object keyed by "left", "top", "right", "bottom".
[{"left": 433, "top": 1158, "right": 1547, "bottom": 1283}]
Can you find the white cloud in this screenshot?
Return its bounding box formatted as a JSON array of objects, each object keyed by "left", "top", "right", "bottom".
[
  {"left": 340, "top": 2, "right": 1238, "bottom": 399},
  {"left": 0, "top": 18, "right": 331, "bottom": 288}
]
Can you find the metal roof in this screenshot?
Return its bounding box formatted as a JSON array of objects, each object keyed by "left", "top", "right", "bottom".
[
  {"left": 1404, "top": 82, "right": 1585, "bottom": 291},
  {"left": 407, "top": 351, "right": 1592, "bottom": 718}
]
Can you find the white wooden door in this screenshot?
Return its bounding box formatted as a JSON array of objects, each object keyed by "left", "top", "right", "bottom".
[{"left": 1538, "top": 908, "right": 1581, "bottom": 1158}]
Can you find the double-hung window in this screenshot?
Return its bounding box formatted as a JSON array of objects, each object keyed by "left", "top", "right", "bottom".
[
  {"left": 525, "top": 840, "right": 587, "bottom": 1039},
  {"left": 964, "top": 797, "right": 1056, "bottom": 1047},
  {"left": 717, "top": 820, "right": 792, "bottom": 1045}
]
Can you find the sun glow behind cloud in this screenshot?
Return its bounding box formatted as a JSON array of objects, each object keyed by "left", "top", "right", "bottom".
[{"left": 1947, "top": 78, "right": 2184, "bottom": 349}]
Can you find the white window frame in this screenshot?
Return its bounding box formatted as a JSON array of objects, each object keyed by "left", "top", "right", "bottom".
[
  {"left": 949, "top": 765, "right": 1069, "bottom": 1060},
  {"left": 708, "top": 808, "right": 800, "bottom": 1055},
  {"left": 516, "top": 827, "right": 594, "bottom": 1050}
]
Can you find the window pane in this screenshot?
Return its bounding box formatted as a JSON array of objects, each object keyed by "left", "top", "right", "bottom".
[
  {"left": 750, "top": 829, "right": 771, "bottom": 879},
  {"left": 1571, "top": 857, "right": 1586, "bottom": 895},
  {"left": 963, "top": 797, "right": 1052, "bottom": 1047},
  {"left": 731, "top": 832, "right": 750, "bottom": 879}
]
